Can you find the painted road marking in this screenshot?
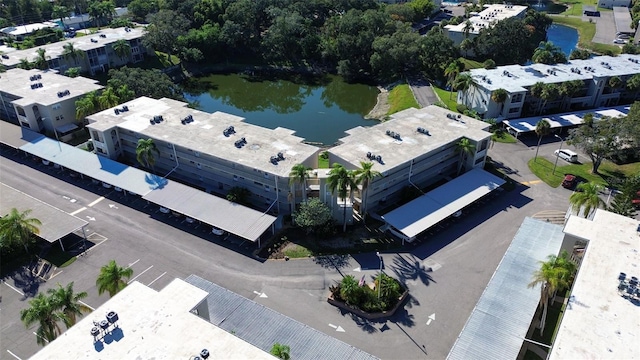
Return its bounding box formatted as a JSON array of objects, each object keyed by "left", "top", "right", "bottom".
[
  {"left": 129, "top": 265, "right": 153, "bottom": 283},
  {"left": 33, "top": 332, "right": 49, "bottom": 343},
  {"left": 521, "top": 180, "right": 542, "bottom": 186},
  {"left": 353, "top": 267, "right": 361, "bottom": 272},
  {"left": 87, "top": 196, "right": 105, "bottom": 207},
  {"left": 148, "top": 272, "right": 167, "bottom": 286},
  {"left": 6, "top": 350, "right": 22, "bottom": 360},
  {"left": 70, "top": 207, "right": 87, "bottom": 216},
  {"left": 127, "top": 259, "right": 140, "bottom": 268},
  {"left": 108, "top": 204, "right": 118, "bottom": 209},
  {"left": 79, "top": 300, "right": 95, "bottom": 311},
  {"left": 85, "top": 216, "right": 96, "bottom": 221},
  {"left": 329, "top": 324, "right": 345, "bottom": 332},
  {"left": 252, "top": 291, "right": 268, "bottom": 298},
  {"left": 426, "top": 313, "right": 436, "bottom": 326},
  {"left": 3, "top": 281, "right": 25, "bottom": 296}
]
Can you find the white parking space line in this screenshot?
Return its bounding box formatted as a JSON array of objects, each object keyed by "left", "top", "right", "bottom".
[
  {"left": 70, "top": 207, "right": 87, "bottom": 216},
  {"left": 126, "top": 259, "right": 140, "bottom": 269},
  {"left": 3, "top": 281, "right": 25, "bottom": 296},
  {"left": 147, "top": 272, "right": 167, "bottom": 286},
  {"left": 33, "top": 332, "right": 49, "bottom": 343},
  {"left": 87, "top": 196, "right": 105, "bottom": 207},
  {"left": 79, "top": 300, "right": 95, "bottom": 311},
  {"left": 6, "top": 350, "right": 22, "bottom": 360},
  {"left": 128, "top": 265, "right": 153, "bottom": 283}
]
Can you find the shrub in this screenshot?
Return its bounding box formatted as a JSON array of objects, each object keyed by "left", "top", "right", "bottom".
[
  {"left": 332, "top": 273, "right": 405, "bottom": 313},
  {"left": 483, "top": 59, "right": 496, "bottom": 69},
  {"left": 456, "top": 103, "right": 468, "bottom": 113}
]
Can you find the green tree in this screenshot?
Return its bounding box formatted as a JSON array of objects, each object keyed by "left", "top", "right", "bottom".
[
  {"left": 559, "top": 80, "right": 583, "bottom": 111},
  {"left": 127, "top": 0, "right": 159, "bottom": 22},
  {"left": 456, "top": 137, "right": 476, "bottom": 175},
  {"left": 107, "top": 67, "right": 182, "bottom": 100},
  {"left": 453, "top": 73, "right": 477, "bottom": 105},
  {"left": 75, "top": 91, "right": 99, "bottom": 120},
  {"left": 626, "top": 74, "right": 640, "bottom": 92},
  {"left": 569, "top": 48, "right": 591, "bottom": 60},
  {"left": 115, "top": 85, "right": 135, "bottom": 103},
  {"left": 47, "top": 282, "right": 91, "bottom": 328},
  {"left": 96, "top": 260, "right": 133, "bottom": 297},
  {"left": 568, "top": 116, "right": 627, "bottom": 173},
  {"left": 532, "top": 41, "right": 567, "bottom": 64},
  {"left": 135, "top": 138, "right": 159, "bottom": 169},
  {"left": 270, "top": 343, "right": 291, "bottom": 360},
  {"left": 0, "top": 208, "right": 41, "bottom": 253},
  {"left": 18, "top": 58, "right": 33, "bottom": 70},
  {"left": 354, "top": 161, "right": 381, "bottom": 219},
  {"left": 370, "top": 23, "right": 424, "bottom": 81},
  {"left": 88, "top": 0, "right": 115, "bottom": 28},
  {"left": 533, "top": 119, "right": 550, "bottom": 161},
  {"left": 339, "top": 275, "right": 361, "bottom": 305},
  {"left": 444, "top": 60, "right": 464, "bottom": 99},
  {"left": 409, "top": 0, "right": 435, "bottom": 20},
  {"left": 483, "top": 59, "right": 496, "bottom": 69},
  {"left": 97, "top": 87, "right": 119, "bottom": 110},
  {"left": 608, "top": 176, "right": 639, "bottom": 218},
  {"left": 490, "top": 88, "right": 508, "bottom": 115},
  {"left": 112, "top": 39, "right": 131, "bottom": 61},
  {"left": 143, "top": 10, "right": 190, "bottom": 66},
  {"left": 528, "top": 250, "right": 576, "bottom": 335},
  {"left": 226, "top": 186, "right": 251, "bottom": 205},
  {"left": 33, "top": 48, "right": 50, "bottom": 70},
  {"left": 609, "top": 76, "right": 623, "bottom": 91},
  {"left": 570, "top": 182, "right": 605, "bottom": 217},
  {"left": 327, "top": 163, "right": 357, "bottom": 232},
  {"left": 20, "top": 293, "right": 64, "bottom": 346},
  {"left": 294, "top": 198, "right": 333, "bottom": 234},
  {"left": 52, "top": 5, "right": 70, "bottom": 28},
  {"left": 289, "top": 163, "right": 311, "bottom": 203},
  {"left": 540, "top": 83, "right": 559, "bottom": 115},
  {"left": 418, "top": 31, "right": 458, "bottom": 81},
  {"left": 64, "top": 67, "right": 80, "bottom": 78},
  {"left": 62, "top": 43, "right": 85, "bottom": 67}
]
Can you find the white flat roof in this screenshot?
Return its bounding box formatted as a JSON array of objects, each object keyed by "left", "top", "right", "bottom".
[
  {"left": 1, "top": 27, "right": 145, "bottom": 68},
  {"left": 329, "top": 106, "right": 491, "bottom": 173},
  {"left": 0, "top": 68, "right": 102, "bottom": 107},
  {"left": 550, "top": 210, "right": 640, "bottom": 359},
  {"left": 382, "top": 168, "right": 505, "bottom": 239},
  {"left": 0, "top": 183, "right": 87, "bottom": 242},
  {"left": 87, "top": 96, "right": 320, "bottom": 177},
  {"left": 1, "top": 22, "right": 58, "bottom": 37},
  {"left": 445, "top": 4, "right": 527, "bottom": 35},
  {"left": 30, "top": 279, "right": 273, "bottom": 360},
  {"left": 469, "top": 54, "right": 640, "bottom": 93},
  {"left": 503, "top": 105, "right": 630, "bottom": 133},
  {"left": 142, "top": 181, "right": 276, "bottom": 241}
]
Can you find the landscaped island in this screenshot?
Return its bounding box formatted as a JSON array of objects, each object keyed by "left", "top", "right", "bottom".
[{"left": 328, "top": 273, "right": 408, "bottom": 319}]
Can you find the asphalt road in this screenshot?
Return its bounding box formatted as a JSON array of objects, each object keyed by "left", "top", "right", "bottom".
[{"left": 1, "top": 137, "right": 572, "bottom": 360}]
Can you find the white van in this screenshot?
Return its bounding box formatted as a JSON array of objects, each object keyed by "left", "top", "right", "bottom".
[{"left": 554, "top": 149, "right": 578, "bottom": 163}]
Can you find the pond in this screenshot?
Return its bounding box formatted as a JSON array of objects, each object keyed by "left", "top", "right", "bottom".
[
  {"left": 182, "top": 73, "right": 380, "bottom": 145},
  {"left": 546, "top": 24, "right": 580, "bottom": 56}
]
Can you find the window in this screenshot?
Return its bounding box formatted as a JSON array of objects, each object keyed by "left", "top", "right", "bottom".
[
  {"left": 508, "top": 107, "right": 520, "bottom": 114},
  {"left": 194, "top": 151, "right": 200, "bottom": 157},
  {"left": 264, "top": 173, "right": 270, "bottom": 179},
  {"left": 475, "top": 157, "right": 484, "bottom": 165},
  {"left": 55, "top": 115, "right": 64, "bottom": 121},
  {"left": 479, "top": 139, "right": 488, "bottom": 152},
  {"left": 16, "top": 106, "right": 26, "bottom": 116},
  {"left": 233, "top": 175, "right": 238, "bottom": 181},
  {"left": 512, "top": 94, "right": 523, "bottom": 103},
  {"left": 52, "top": 103, "right": 61, "bottom": 110},
  {"left": 196, "top": 163, "right": 202, "bottom": 169},
  {"left": 264, "top": 185, "right": 270, "bottom": 192}
]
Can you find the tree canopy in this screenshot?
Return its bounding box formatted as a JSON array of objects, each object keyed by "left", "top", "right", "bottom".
[
  {"left": 294, "top": 198, "right": 333, "bottom": 233},
  {"left": 107, "top": 67, "right": 182, "bottom": 100}
]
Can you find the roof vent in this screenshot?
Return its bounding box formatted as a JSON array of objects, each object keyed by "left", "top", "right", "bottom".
[
  {"left": 152, "top": 115, "right": 163, "bottom": 124},
  {"left": 375, "top": 155, "right": 383, "bottom": 164},
  {"left": 115, "top": 108, "right": 120, "bottom": 115},
  {"left": 1, "top": 54, "right": 8, "bottom": 59},
  {"left": 90, "top": 38, "right": 98, "bottom": 43},
  {"left": 234, "top": 137, "right": 247, "bottom": 148},
  {"left": 223, "top": 126, "right": 235, "bottom": 136},
  {"left": 181, "top": 115, "right": 193, "bottom": 125},
  {"left": 121, "top": 105, "right": 129, "bottom": 112},
  {"left": 200, "top": 349, "right": 210, "bottom": 359},
  {"left": 99, "top": 33, "right": 107, "bottom": 38},
  {"left": 277, "top": 152, "right": 284, "bottom": 160},
  {"left": 366, "top": 152, "right": 376, "bottom": 160},
  {"left": 417, "top": 127, "right": 430, "bottom": 135},
  {"left": 385, "top": 129, "right": 401, "bottom": 140}
]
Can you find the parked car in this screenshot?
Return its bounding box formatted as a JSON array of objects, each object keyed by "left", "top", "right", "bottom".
[
  {"left": 211, "top": 227, "right": 225, "bottom": 236},
  {"left": 554, "top": 149, "right": 579, "bottom": 163},
  {"left": 617, "top": 34, "right": 631, "bottom": 39},
  {"left": 632, "top": 191, "right": 640, "bottom": 208},
  {"left": 562, "top": 175, "right": 577, "bottom": 189},
  {"left": 101, "top": 182, "right": 112, "bottom": 189},
  {"left": 185, "top": 217, "right": 196, "bottom": 224},
  {"left": 159, "top": 207, "right": 170, "bottom": 214},
  {"left": 613, "top": 39, "right": 628, "bottom": 44}
]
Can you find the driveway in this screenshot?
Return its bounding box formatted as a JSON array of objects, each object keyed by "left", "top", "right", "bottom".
[
  {"left": 409, "top": 79, "right": 439, "bottom": 108},
  {"left": 589, "top": 12, "right": 617, "bottom": 45}
]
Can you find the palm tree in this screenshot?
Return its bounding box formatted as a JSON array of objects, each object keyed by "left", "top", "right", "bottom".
[
  {"left": 0, "top": 208, "right": 41, "bottom": 253},
  {"left": 444, "top": 60, "right": 464, "bottom": 99},
  {"left": 490, "top": 88, "right": 508, "bottom": 116},
  {"left": 116, "top": 85, "right": 135, "bottom": 103},
  {"left": 533, "top": 119, "right": 551, "bottom": 161},
  {"left": 97, "top": 87, "right": 119, "bottom": 110},
  {"left": 529, "top": 82, "right": 545, "bottom": 115},
  {"left": 608, "top": 76, "right": 622, "bottom": 92},
  {"left": 289, "top": 163, "right": 311, "bottom": 203},
  {"left": 558, "top": 80, "right": 583, "bottom": 111},
  {"left": 20, "top": 293, "right": 64, "bottom": 345},
  {"left": 270, "top": 343, "right": 291, "bottom": 360},
  {"left": 62, "top": 43, "right": 85, "bottom": 67},
  {"left": 96, "top": 260, "right": 133, "bottom": 297},
  {"left": 112, "top": 39, "right": 131, "bottom": 61},
  {"left": 528, "top": 251, "right": 576, "bottom": 335},
  {"left": 52, "top": 5, "right": 70, "bottom": 29},
  {"left": 456, "top": 138, "right": 476, "bottom": 175},
  {"left": 33, "top": 48, "right": 50, "bottom": 70},
  {"left": 135, "top": 138, "right": 160, "bottom": 169},
  {"left": 452, "top": 73, "right": 477, "bottom": 105},
  {"left": 540, "top": 83, "right": 559, "bottom": 115},
  {"left": 570, "top": 182, "right": 605, "bottom": 218},
  {"left": 75, "top": 94, "right": 97, "bottom": 121},
  {"left": 462, "top": 20, "right": 473, "bottom": 39},
  {"left": 354, "top": 161, "right": 381, "bottom": 220},
  {"left": 327, "top": 163, "right": 357, "bottom": 232},
  {"left": 48, "top": 282, "right": 91, "bottom": 328},
  {"left": 18, "top": 58, "right": 33, "bottom": 70}
]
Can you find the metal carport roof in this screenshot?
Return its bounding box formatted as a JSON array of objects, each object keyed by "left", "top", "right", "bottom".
[
  {"left": 185, "top": 275, "right": 379, "bottom": 360},
  {"left": 382, "top": 168, "right": 505, "bottom": 239},
  {"left": 143, "top": 181, "right": 276, "bottom": 242},
  {"left": 0, "top": 183, "right": 88, "bottom": 243},
  {"left": 447, "top": 217, "right": 565, "bottom": 360},
  {"left": 0, "top": 120, "right": 45, "bottom": 149}
]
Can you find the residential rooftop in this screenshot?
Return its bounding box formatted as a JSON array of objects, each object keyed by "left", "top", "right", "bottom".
[
  {"left": 444, "top": 4, "right": 527, "bottom": 35},
  {"left": 0, "top": 26, "right": 145, "bottom": 68},
  {"left": 329, "top": 105, "right": 491, "bottom": 173},
  {"left": 0, "top": 68, "right": 102, "bottom": 106},
  {"left": 0, "top": 21, "right": 58, "bottom": 37},
  {"left": 468, "top": 54, "right": 640, "bottom": 92},
  {"left": 30, "top": 279, "right": 273, "bottom": 360},
  {"left": 550, "top": 210, "right": 640, "bottom": 359},
  {"left": 86, "top": 96, "right": 320, "bottom": 177}
]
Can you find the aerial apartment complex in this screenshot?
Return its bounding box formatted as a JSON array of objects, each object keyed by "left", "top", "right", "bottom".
[
  {"left": 0, "top": 68, "right": 102, "bottom": 139},
  {"left": 459, "top": 54, "right": 640, "bottom": 119},
  {"left": 444, "top": 4, "right": 528, "bottom": 47},
  {"left": 0, "top": 27, "right": 149, "bottom": 75},
  {"left": 86, "top": 96, "right": 492, "bottom": 219}
]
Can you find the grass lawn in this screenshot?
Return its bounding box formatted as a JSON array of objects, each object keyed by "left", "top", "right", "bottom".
[
  {"left": 550, "top": 15, "right": 621, "bottom": 55},
  {"left": 528, "top": 157, "right": 640, "bottom": 187},
  {"left": 283, "top": 244, "right": 313, "bottom": 258},
  {"left": 386, "top": 84, "right": 420, "bottom": 115},
  {"left": 531, "top": 303, "right": 566, "bottom": 346},
  {"left": 432, "top": 85, "right": 458, "bottom": 111},
  {"left": 41, "top": 246, "right": 77, "bottom": 268},
  {"left": 459, "top": 57, "right": 484, "bottom": 70},
  {"left": 318, "top": 153, "right": 329, "bottom": 168},
  {"left": 492, "top": 132, "right": 517, "bottom": 144}
]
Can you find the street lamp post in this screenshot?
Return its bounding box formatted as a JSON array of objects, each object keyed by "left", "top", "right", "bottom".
[
  {"left": 552, "top": 134, "right": 564, "bottom": 175},
  {"left": 376, "top": 252, "right": 383, "bottom": 300}
]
